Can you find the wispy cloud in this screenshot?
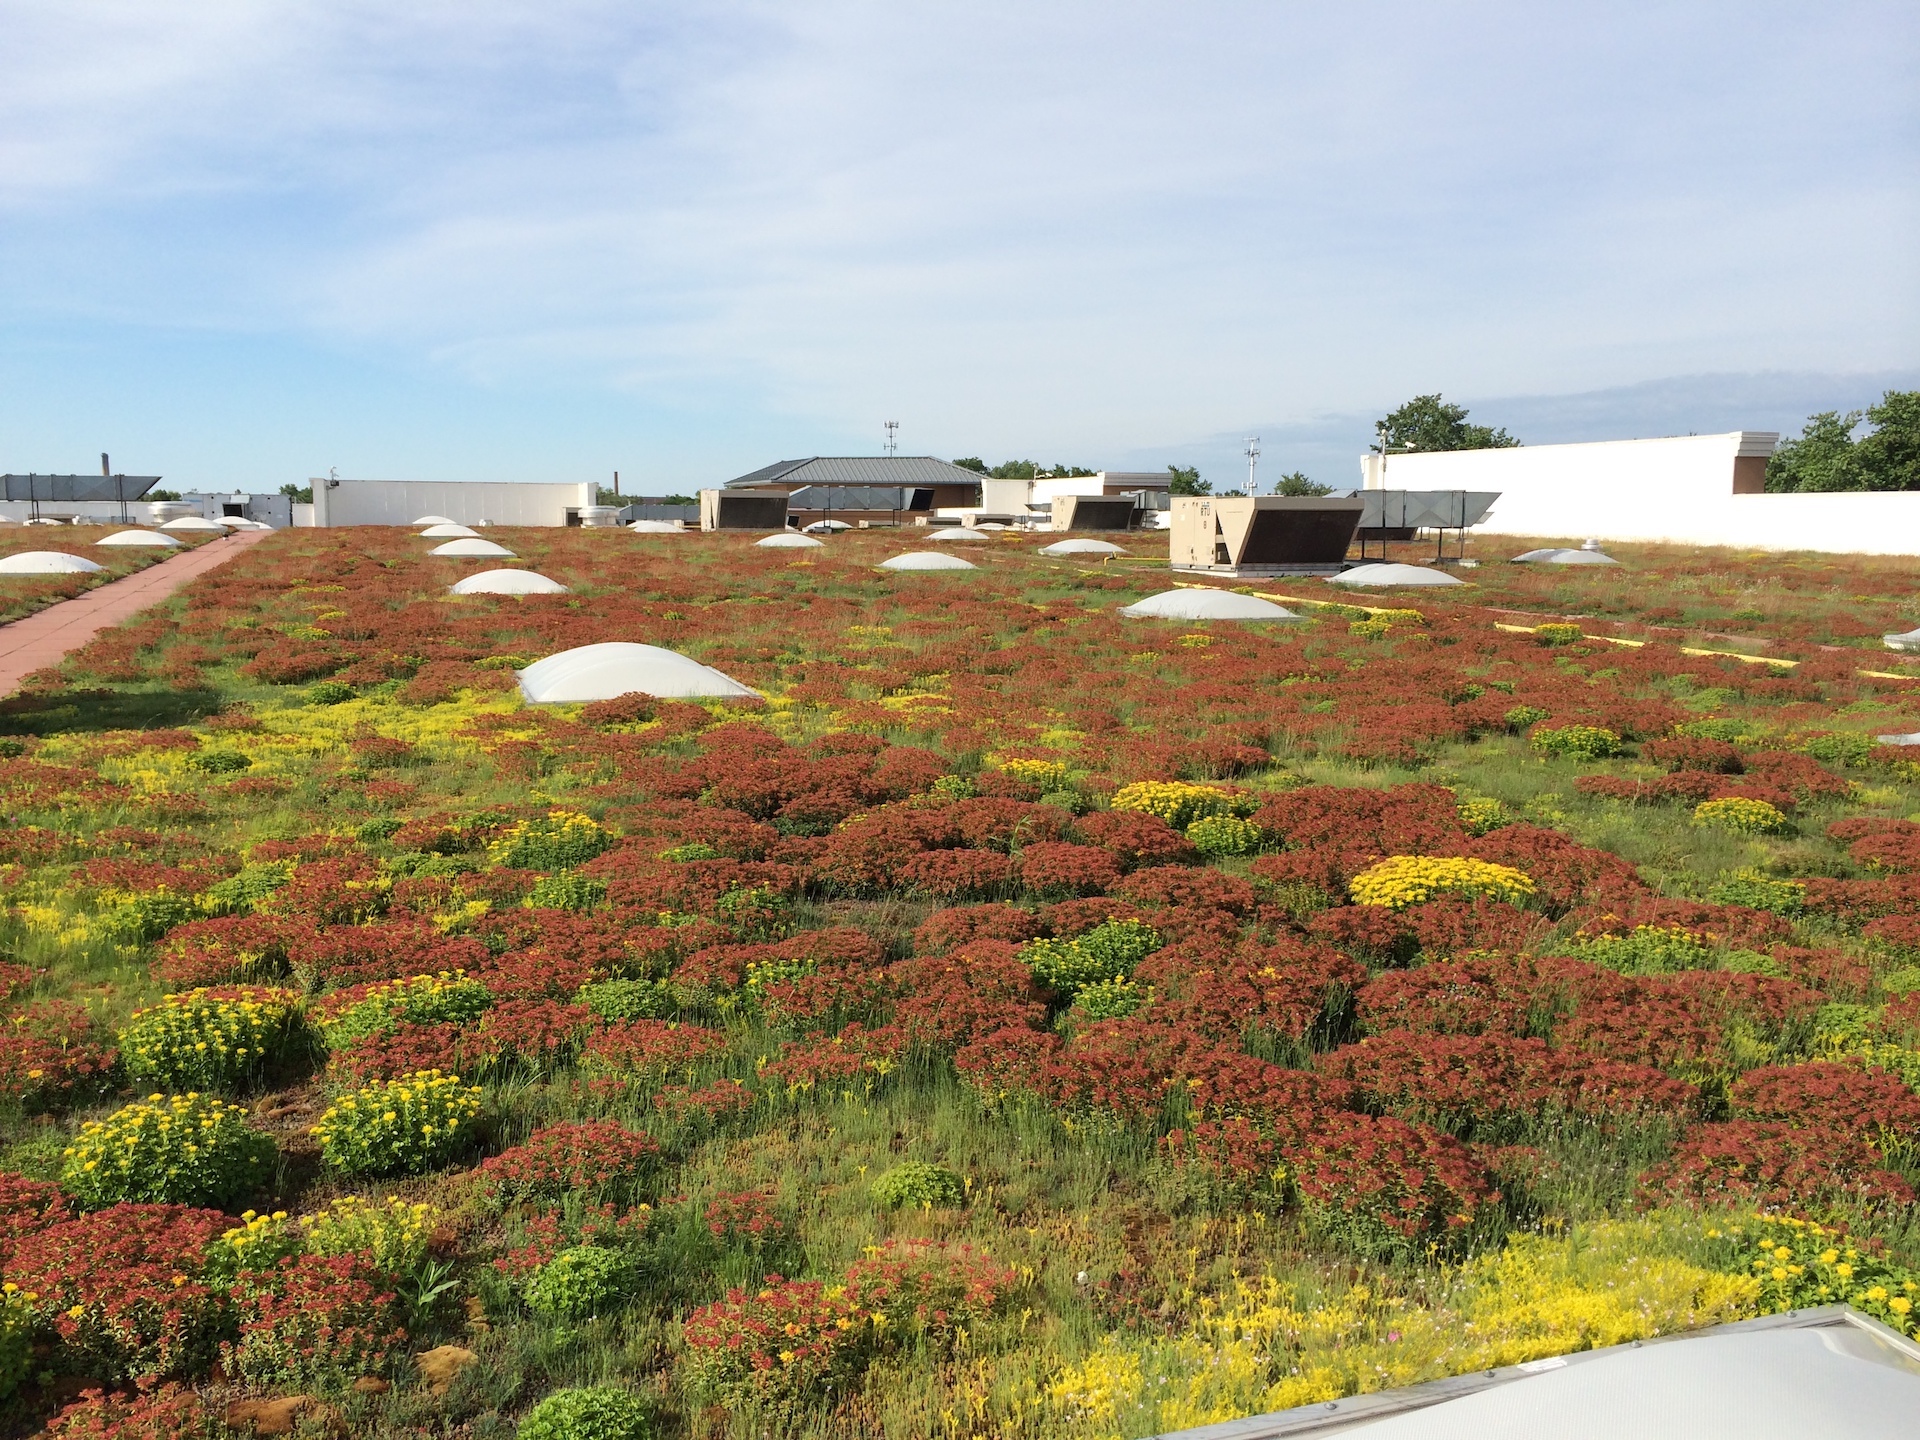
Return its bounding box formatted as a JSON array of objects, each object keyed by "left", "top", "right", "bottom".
[{"left": 0, "top": 1, "right": 1914, "bottom": 485}]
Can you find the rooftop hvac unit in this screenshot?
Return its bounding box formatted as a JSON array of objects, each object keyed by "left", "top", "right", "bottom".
[
  {"left": 1169, "top": 495, "right": 1365, "bottom": 577},
  {"left": 699, "top": 489, "right": 791, "bottom": 531},
  {"left": 1051, "top": 494, "right": 1138, "bottom": 532}
]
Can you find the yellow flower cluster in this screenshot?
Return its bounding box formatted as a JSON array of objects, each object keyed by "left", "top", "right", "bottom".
[
  {"left": 119, "top": 986, "right": 300, "bottom": 1091},
  {"left": 1692, "top": 796, "right": 1790, "bottom": 835},
  {"left": 487, "top": 809, "right": 613, "bottom": 870},
  {"left": 300, "top": 1194, "right": 440, "bottom": 1273},
  {"left": 310, "top": 1069, "right": 484, "bottom": 1177},
  {"left": 1110, "top": 781, "right": 1241, "bottom": 831},
  {"left": 997, "top": 757, "right": 1071, "bottom": 792},
  {"left": 1348, "top": 856, "right": 1536, "bottom": 910},
  {"left": 61, "top": 1091, "right": 272, "bottom": 1209},
  {"left": 1456, "top": 797, "right": 1511, "bottom": 836},
  {"left": 1724, "top": 1215, "right": 1920, "bottom": 1335},
  {"left": 1044, "top": 1213, "right": 1757, "bottom": 1434}
]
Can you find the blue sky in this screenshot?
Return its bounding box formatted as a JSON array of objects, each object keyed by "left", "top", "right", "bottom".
[{"left": 1, "top": 1, "right": 1914, "bottom": 493}]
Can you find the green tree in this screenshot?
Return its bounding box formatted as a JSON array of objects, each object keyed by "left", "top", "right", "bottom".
[
  {"left": 1769, "top": 391, "right": 1920, "bottom": 493},
  {"left": 950, "top": 457, "right": 988, "bottom": 473},
  {"left": 1273, "top": 471, "right": 1333, "bottom": 496},
  {"left": 279, "top": 483, "right": 313, "bottom": 504},
  {"left": 1376, "top": 395, "right": 1519, "bottom": 452},
  {"left": 1166, "top": 465, "right": 1210, "bottom": 496},
  {"left": 1764, "top": 411, "right": 1863, "bottom": 492},
  {"left": 1854, "top": 390, "right": 1920, "bottom": 491},
  {"left": 987, "top": 460, "right": 1037, "bottom": 479}
]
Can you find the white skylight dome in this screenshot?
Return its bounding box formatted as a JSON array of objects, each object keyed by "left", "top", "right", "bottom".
[
  {"left": 413, "top": 515, "right": 456, "bottom": 525},
  {"left": 628, "top": 520, "right": 684, "bottom": 533},
  {"left": 930, "top": 527, "right": 991, "bottom": 542},
  {"left": 756, "top": 532, "right": 825, "bottom": 548},
  {"left": 429, "top": 538, "right": 517, "bottom": 558},
  {"left": 448, "top": 569, "right": 570, "bottom": 596},
  {"left": 804, "top": 519, "right": 850, "bottom": 533},
  {"left": 97, "top": 530, "right": 182, "bottom": 547},
  {"left": 158, "top": 516, "right": 229, "bottom": 532},
  {"left": 877, "top": 552, "right": 977, "bottom": 571},
  {"left": 518, "top": 642, "right": 759, "bottom": 703},
  {"left": 1884, "top": 628, "right": 1920, "bottom": 652},
  {"left": 1041, "top": 538, "right": 1127, "bottom": 556},
  {"left": 419, "top": 523, "right": 481, "bottom": 539},
  {"left": 1329, "top": 563, "right": 1464, "bottom": 588},
  {"left": 1119, "top": 589, "right": 1302, "bottom": 621},
  {"left": 1542, "top": 548, "right": 1620, "bottom": 565},
  {"left": 1510, "top": 548, "right": 1569, "bottom": 563},
  {"left": 0, "top": 550, "right": 105, "bottom": 574}
]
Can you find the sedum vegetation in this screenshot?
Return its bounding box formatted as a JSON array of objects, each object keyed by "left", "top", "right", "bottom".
[{"left": 0, "top": 525, "right": 1915, "bottom": 1437}]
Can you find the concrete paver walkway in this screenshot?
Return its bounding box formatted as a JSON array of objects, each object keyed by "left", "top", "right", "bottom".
[{"left": 0, "top": 529, "right": 273, "bottom": 697}]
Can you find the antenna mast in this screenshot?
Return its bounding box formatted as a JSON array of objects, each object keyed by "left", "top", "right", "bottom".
[
  {"left": 1245, "top": 436, "right": 1261, "bottom": 494},
  {"left": 883, "top": 421, "right": 899, "bottom": 458}
]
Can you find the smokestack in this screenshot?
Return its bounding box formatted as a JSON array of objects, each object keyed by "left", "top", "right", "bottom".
[
  {"left": 101, "top": 452, "right": 110, "bottom": 477},
  {"left": 613, "top": 470, "right": 620, "bottom": 496}
]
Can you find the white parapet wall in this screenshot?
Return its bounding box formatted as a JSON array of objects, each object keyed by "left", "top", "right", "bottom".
[
  {"left": 1359, "top": 432, "right": 1920, "bottom": 557},
  {"left": 312, "top": 479, "right": 599, "bottom": 526}
]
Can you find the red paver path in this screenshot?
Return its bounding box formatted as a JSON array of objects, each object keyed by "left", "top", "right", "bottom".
[{"left": 0, "top": 529, "right": 274, "bottom": 697}]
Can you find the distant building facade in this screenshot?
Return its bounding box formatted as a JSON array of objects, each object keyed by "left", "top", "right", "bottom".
[
  {"left": 1359, "top": 431, "right": 1920, "bottom": 556},
  {"left": 310, "top": 479, "right": 602, "bottom": 527}
]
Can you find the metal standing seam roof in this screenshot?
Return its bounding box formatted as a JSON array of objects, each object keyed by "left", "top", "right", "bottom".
[
  {"left": 784, "top": 485, "right": 936, "bottom": 512},
  {"left": 2, "top": 475, "right": 163, "bottom": 503},
  {"left": 723, "top": 457, "right": 985, "bottom": 489}
]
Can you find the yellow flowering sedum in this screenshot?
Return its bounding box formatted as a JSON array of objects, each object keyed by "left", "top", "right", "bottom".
[
  {"left": 996, "top": 757, "right": 1071, "bottom": 792},
  {"left": 311, "top": 1070, "right": 484, "bottom": 1177},
  {"left": 119, "top": 986, "right": 303, "bottom": 1092},
  {"left": 1728, "top": 1215, "right": 1920, "bottom": 1336},
  {"left": 487, "top": 810, "right": 613, "bottom": 870},
  {"left": 300, "top": 1195, "right": 440, "bottom": 1274},
  {"left": 1045, "top": 1214, "right": 1757, "bottom": 1435},
  {"left": 1110, "top": 781, "right": 1249, "bottom": 831},
  {"left": 62, "top": 1092, "right": 275, "bottom": 1209},
  {"left": 1692, "top": 796, "right": 1790, "bottom": 835},
  {"left": 1348, "top": 856, "right": 1536, "bottom": 910}
]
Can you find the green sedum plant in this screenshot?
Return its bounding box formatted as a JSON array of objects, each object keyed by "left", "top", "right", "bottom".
[
  {"left": 319, "top": 971, "right": 492, "bottom": 1049},
  {"left": 0, "top": 1286, "right": 30, "bottom": 1402},
  {"left": 1708, "top": 870, "right": 1805, "bottom": 916},
  {"left": 62, "top": 1093, "right": 275, "bottom": 1209},
  {"left": 525, "top": 872, "right": 607, "bottom": 912},
  {"left": 517, "top": 1387, "right": 651, "bottom": 1440},
  {"left": 525, "top": 1245, "right": 634, "bottom": 1321},
  {"left": 310, "top": 1070, "right": 484, "bottom": 1176},
  {"left": 1021, "top": 917, "right": 1162, "bottom": 999},
  {"left": 873, "top": 1162, "right": 965, "bottom": 1210},
  {"left": 576, "top": 978, "right": 678, "bottom": 1023}
]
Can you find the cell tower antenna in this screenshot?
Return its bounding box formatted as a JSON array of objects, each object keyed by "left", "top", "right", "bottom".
[
  {"left": 884, "top": 421, "right": 899, "bottom": 458},
  {"left": 1245, "top": 436, "right": 1261, "bottom": 494}
]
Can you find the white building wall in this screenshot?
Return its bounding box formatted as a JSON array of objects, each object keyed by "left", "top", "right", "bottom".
[
  {"left": 312, "top": 479, "right": 598, "bottom": 527},
  {"left": 1361, "top": 433, "right": 1920, "bottom": 557}
]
